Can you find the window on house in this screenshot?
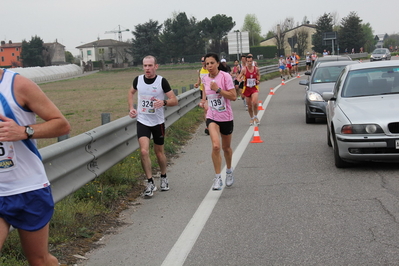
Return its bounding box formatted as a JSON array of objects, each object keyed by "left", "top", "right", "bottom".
[
  {"left": 16, "top": 47, "right": 19, "bottom": 51},
  {"left": 99, "top": 48, "right": 104, "bottom": 54},
  {"left": 17, "top": 56, "right": 20, "bottom": 61},
  {"left": 1, "top": 57, "right": 4, "bottom": 62},
  {"left": 12, "top": 53, "right": 14, "bottom": 56},
  {"left": 87, "top": 50, "right": 92, "bottom": 55}
]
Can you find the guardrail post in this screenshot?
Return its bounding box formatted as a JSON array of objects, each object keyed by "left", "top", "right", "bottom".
[
  {"left": 101, "top": 113, "right": 111, "bottom": 125},
  {"left": 58, "top": 134, "right": 69, "bottom": 142},
  {"left": 182, "top": 87, "right": 186, "bottom": 93},
  {"left": 190, "top": 84, "right": 194, "bottom": 90},
  {"left": 173, "top": 89, "right": 178, "bottom": 96}
]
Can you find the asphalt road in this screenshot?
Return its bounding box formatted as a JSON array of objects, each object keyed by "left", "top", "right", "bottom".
[{"left": 79, "top": 63, "right": 399, "bottom": 265}]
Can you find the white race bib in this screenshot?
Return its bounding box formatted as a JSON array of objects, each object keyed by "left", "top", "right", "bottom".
[
  {"left": 0, "top": 142, "right": 17, "bottom": 172},
  {"left": 139, "top": 95, "right": 156, "bottom": 114},
  {"left": 246, "top": 78, "right": 256, "bottom": 87},
  {"left": 207, "top": 93, "right": 226, "bottom": 112}
]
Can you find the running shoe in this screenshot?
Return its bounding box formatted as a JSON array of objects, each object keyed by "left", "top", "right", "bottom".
[
  {"left": 226, "top": 170, "right": 234, "bottom": 187},
  {"left": 250, "top": 119, "right": 254, "bottom": 126},
  {"left": 160, "top": 177, "right": 169, "bottom": 191},
  {"left": 212, "top": 177, "right": 223, "bottom": 190},
  {"left": 254, "top": 117, "right": 259, "bottom": 125},
  {"left": 144, "top": 182, "right": 157, "bottom": 197},
  {"left": 205, "top": 128, "right": 209, "bottom": 135}
]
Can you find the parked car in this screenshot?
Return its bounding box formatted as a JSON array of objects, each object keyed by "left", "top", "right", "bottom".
[
  {"left": 310, "top": 55, "right": 352, "bottom": 72},
  {"left": 299, "top": 61, "right": 359, "bottom": 123},
  {"left": 323, "top": 60, "right": 399, "bottom": 168},
  {"left": 370, "top": 48, "right": 391, "bottom": 61}
]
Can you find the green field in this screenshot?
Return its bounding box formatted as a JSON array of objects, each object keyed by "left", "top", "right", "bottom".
[{"left": 37, "top": 66, "right": 200, "bottom": 148}]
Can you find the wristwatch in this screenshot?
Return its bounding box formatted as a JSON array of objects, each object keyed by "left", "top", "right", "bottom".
[
  {"left": 216, "top": 88, "right": 221, "bottom": 93},
  {"left": 163, "top": 100, "right": 167, "bottom": 106},
  {"left": 25, "top": 126, "right": 34, "bottom": 139}
]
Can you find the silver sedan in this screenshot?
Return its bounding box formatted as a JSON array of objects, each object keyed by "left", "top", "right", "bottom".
[{"left": 323, "top": 60, "right": 399, "bottom": 168}]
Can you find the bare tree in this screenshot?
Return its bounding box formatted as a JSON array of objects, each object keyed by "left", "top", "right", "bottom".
[
  {"left": 271, "top": 23, "right": 285, "bottom": 56},
  {"left": 284, "top": 17, "right": 295, "bottom": 31},
  {"left": 330, "top": 11, "right": 340, "bottom": 27},
  {"left": 270, "top": 17, "right": 296, "bottom": 56},
  {"left": 296, "top": 27, "right": 310, "bottom": 56}
]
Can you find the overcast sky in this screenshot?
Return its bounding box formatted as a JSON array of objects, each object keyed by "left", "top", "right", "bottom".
[{"left": 3, "top": 0, "right": 397, "bottom": 56}]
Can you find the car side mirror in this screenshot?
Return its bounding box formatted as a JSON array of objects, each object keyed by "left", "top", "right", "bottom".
[
  {"left": 299, "top": 80, "right": 309, "bottom": 86},
  {"left": 305, "top": 71, "right": 311, "bottom": 76},
  {"left": 322, "top": 92, "right": 335, "bottom": 101}
]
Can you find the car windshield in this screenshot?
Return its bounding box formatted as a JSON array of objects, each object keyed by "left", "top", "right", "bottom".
[
  {"left": 342, "top": 67, "right": 399, "bottom": 97},
  {"left": 373, "top": 49, "right": 386, "bottom": 54},
  {"left": 311, "top": 66, "right": 346, "bottom": 83}
]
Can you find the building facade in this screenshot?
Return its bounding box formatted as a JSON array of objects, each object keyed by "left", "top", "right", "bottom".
[
  {"left": 260, "top": 24, "right": 317, "bottom": 56},
  {"left": 0, "top": 41, "right": 22, "bottom": 67},
  {"left": 0, "top": 40, "right": 66, "bottom": 67},
  {"left": 76, "top": 39, "right": 133, "bottom": 67},
  {"left": 44, "top": 41, "right": 67, "bottom": 65}
]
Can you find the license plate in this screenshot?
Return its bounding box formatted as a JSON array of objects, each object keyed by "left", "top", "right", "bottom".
[{"left": 396, "top": 140, "right": 399, "bottom": 149}]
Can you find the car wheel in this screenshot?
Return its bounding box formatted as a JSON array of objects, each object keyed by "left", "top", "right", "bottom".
[
  {"left": 305, "top": 108, "right": 316, "bottom": 124},
  {"left": 332, "top": 131, "right": 350, "bottom": 168},
  {"left": 327, "top": 125, "right": 332, "bottom": 147}
]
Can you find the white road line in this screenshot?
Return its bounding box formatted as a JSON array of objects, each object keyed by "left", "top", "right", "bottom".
[{"left": 161, "top": 78, "right": 292, "bottom": 266}]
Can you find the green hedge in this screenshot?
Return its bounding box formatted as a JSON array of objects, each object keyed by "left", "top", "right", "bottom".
[{"left": 250, "top": 46, "right": 278, "bottom": 59}]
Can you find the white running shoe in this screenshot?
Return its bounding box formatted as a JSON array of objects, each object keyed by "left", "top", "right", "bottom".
[
  {"left": 212, "top": 177, "right": 223, "bottom": 190},
  {"left": 160, "top": 177, "right": 169, "bottom": 191},
  {"left": 226, "top": 171, "right": 234, "bottom": 187},
  {"left": 144, "top": 182, "right": 157, "bottom": 197}
]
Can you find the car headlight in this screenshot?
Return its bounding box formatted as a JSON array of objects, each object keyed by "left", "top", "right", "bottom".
[
  {"left": 370, "top": 55, "right": 374, "bottom": 58},
  {"left": 341, "top": 124, "right": 384, "bottom": 134},
  {"left": 382, "top": 54, "right": 386, "bottom": 58},
  {"left": 307, "top": 91, "right": 323, "bottom": 101}
]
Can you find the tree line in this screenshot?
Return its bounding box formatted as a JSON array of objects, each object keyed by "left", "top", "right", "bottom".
[
  {"left": 128, "top": 11, "right": 398, "bottom": 64},
  {"left": 20, "top": 36, "right": 75, "bottom": 67},
  {"left": 20, "top": 11, "right": 398, "bottom": 66},
  {"left": 127, "top": 13, "right": 235, "bottom": 64}
]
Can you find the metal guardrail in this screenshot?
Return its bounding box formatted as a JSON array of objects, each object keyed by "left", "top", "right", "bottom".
[
  {"left": 259, "top": 60, "right": 306, "bottom": 76},
  {"left": 43, "top": 88, "right": 201, "bottom": 203},
  {"left": 349, "top": 52, "right": 369, "bottom": 59},
  {"left": 258, "top": 53, "right": 367, "bottom": 76}
]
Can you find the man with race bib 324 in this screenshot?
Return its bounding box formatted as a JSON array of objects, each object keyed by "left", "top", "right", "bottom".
[{"left": 128, "top": 55, "right": 178, "bottom": 197}]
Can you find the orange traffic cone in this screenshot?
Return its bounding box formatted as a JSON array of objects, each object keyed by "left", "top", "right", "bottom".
[
  {"left": 250, "top": 126, "right": 264, "bottom": 143},
  {"left": 258, "top": 101, "right": 264, "bottom": 110},
  {"left": 281, "top": 79, "right": 285, "bottom": 85},
  {"left": 269, "top": 88, "right": 274, "bottom": 95}
]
